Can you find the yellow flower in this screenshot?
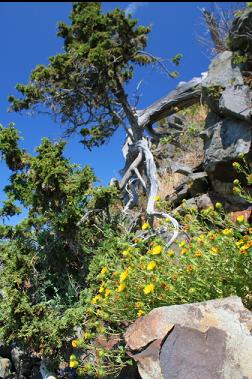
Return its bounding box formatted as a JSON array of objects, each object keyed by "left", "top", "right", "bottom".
[
  {"left": 211, "top": 247, "right": 219, "bottom": 254},
  {"left": 154, "top": 196, "right": 160, "bottom": 202},
  {"left": 100, "top": 267, "right": 108, "bottom": 275},
  {"left": 91, "top": 294, "right": 101, "bottom": 304},
  {"left": 167, "top": 249, "right": 174, "bottom": 257},
  {"left": 83, "top": 332, "right": 91, "bottom": 340},
  {"left": 147, "top": 261, "right": 156, "bottom": 271},
  {"left": 120, "top": 270, "right": 129, "bottom": 282},
  {"left": 186, "top": 264, "right": 193, "bottom": 272},
  {"left": 151, "top": 245, "right": 163, "bottom": 255},
  {"left": 71, "top": 340, "right": 78, "bottom": 348},
  {"left": 122, "top": 250, "right": 129, "bottom": 257},
  {"left": 181, "top": 248, "right": 188, "bottom": 255},
  {"left": 137, "top": 309, "right": 145, "bottom": 317},
  {"left": 142, "top": 222, "right": 150, "bottom": 230},
  {"left": 117, "top": 283, "right": 126, "bottom": 292},
  {"left": 232, "top": 162, "right": 240, "bottom": 169},
  {"left": 135, "top": 301, "right": 144, "bottom": 308},
  {"left": 222, "top": 228, "right": 233, "bottom": 235},
  {"left": 105, "top": 288, "right": 111, "bottom": 297},
  {"left": 98, "top": 286, "right": 104, "bottom": 294},
  {"left": 143, "top": 283, "right": 155, "bottom": 295},
  {"left": 249, "top": 228, "right": 252, "bottom": 234},
  {"left": 236, "top": 239, "right": 244, "bottom": 246},
  {"left": 69, "top": 360, "right": 78, "bottom": 369},
  {"left": 241, "top": 241, "right": 252, "bottom": 250},
  {"left": 179, "top": 240, "right": 186, "bottom": 248},
  {"left": 194, "top": 250, "right": 202, "bottom": 257},
  {"left": 233, "top": 186, "right": 240, "bottom": 194},
  {"left": 236, "top": 214, "right": 245, "bottom": 223},
  {"left": 197, "top": 234, "right": 205, "bottom": 242}
]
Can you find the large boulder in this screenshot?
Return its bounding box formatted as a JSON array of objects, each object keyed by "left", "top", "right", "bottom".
[{"left": 125, "top": 296, "right": 252, "bottom": 379}]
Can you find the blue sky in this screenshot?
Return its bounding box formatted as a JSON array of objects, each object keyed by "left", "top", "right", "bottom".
[{"left": 0, "top": 2, "right": 236, "bottom": 219}]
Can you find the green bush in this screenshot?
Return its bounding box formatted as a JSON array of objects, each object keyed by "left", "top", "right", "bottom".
[{"left": 71, "top": 203, "right": 252, "bottom": 377}]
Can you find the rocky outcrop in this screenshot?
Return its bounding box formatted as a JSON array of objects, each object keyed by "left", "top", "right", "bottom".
[
  {"left": 202, "top": 50, "right": 252, "bottom": 170},
  {"left": 125, "top": 296, "right": 252, "bottom": 379}
]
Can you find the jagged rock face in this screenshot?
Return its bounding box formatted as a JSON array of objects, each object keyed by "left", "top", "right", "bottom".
[
  {"left": 125, "top": 296, "right": 252, "bottom": 379},
  {"left": 201, "top": 49, "right": 252, "bottom": 201}
]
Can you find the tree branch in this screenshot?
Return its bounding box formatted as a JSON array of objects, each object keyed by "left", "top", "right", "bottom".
[{"left": 137, "top": 76, "right": 202, "bottom": 129}]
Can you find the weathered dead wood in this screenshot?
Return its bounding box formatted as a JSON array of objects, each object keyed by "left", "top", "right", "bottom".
[{"left": 137, "top": 77, "right": 202, "bottom": 129}]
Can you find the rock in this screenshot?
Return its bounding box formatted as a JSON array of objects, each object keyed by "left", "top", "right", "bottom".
[
  {"left": 219, "top": 85, "right": 252, "bottom": 121},
  {"left": 11, "top": 347, "right": 41, "bottom": 379},
  {"left": 125, "top": 296, "right": 252, "bottom": 379},
  {"left": 230, "top": 206, "right": 252, "bottom": 223},
  {"left": 169, "top": 162, "right": 192, "bottom": 175},
  {"left": 160, "top": 325, "right": 227, "bottom": 379},
  {"left": 202, "top": 50, "right": 244, "bottom": 89},
  {"left": 202, "top": 116, "right": 251, "bottom": 172},
  {"left": 202, "top": 51, "right": 244, "bottom": 113},
  {"left": 168, "top": 172, "right": 209, "bottom": 206},
  {"left": 0, "top": 357, "right": 12, "bottom": 378},
  {"left": 229, "top": 7, "right": 252, "bottom": 52}
]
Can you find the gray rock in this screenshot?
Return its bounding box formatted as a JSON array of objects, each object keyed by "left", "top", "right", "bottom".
[
  {"left": 169, "top": 162, "right": 192, "bottom": 175},
  {"left": 11, "top": 347, "right": 41, "bottom": 379},
  {"left": 202, "top": 51, "right": 244, "bottom": 89},
  {"left": 125, "top": 296, "right": 252, "bottom": 379},
  {"left": 168, "top": 172, "right": 209, "bottom": 206},
  {"left": 203, "top": 117, "right": 251, "bottom": 172},
  {"left": 219, "top": 85, "right": 252, "bottom": 121},
  {"left": 0, "top": 357, "right": 12, "bottom": 378},
  {"left": 160, "top": 325, "right": 227, "bottom": 379},
  {"left": 202, "top": 51, "right": 244, "bottom": 114}
]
